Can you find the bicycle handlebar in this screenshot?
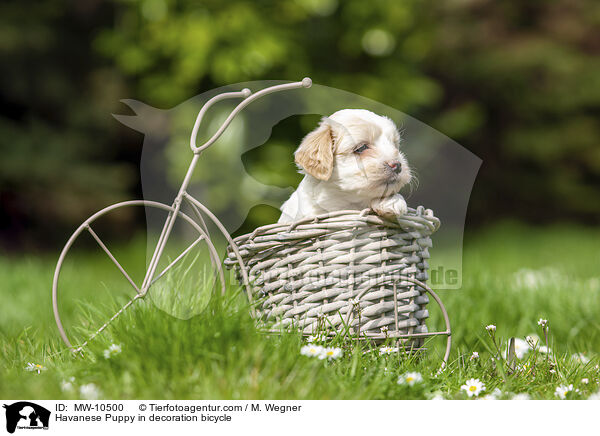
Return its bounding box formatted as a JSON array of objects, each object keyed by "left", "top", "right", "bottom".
[{"left": 190, "top": 78, "right": 312, "bottom": 154}]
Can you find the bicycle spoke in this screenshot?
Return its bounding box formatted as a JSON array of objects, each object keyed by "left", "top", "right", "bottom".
[
  {"left": 74, "top": 293, "right": 142, "bottom": 353},
  {"left": 86, "top": 225, "right": 141, "bottom": 294},
  {"left": 150, "top": 236, "right": 205, "bottom": 286}
]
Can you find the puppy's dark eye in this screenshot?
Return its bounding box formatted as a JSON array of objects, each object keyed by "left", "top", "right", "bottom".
[{"left": 354, "top": 143, "right": 369, "bottom": 154}]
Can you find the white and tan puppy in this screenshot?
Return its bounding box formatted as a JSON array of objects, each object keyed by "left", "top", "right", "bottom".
[{"left": 279, "top": 109, "right": 412, "bottom": 223}]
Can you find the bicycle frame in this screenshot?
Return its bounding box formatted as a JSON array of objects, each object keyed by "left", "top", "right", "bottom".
[
  {"left": 52, "top": 79, "right": 312, "bottom": 352},
  {"left": 140, "top": 78, "right": 312, "bottom": 297}
]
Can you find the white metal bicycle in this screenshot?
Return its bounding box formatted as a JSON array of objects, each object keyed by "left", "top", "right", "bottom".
[{"left": 52, "top": 78, "right": 313, "bottom": 352}]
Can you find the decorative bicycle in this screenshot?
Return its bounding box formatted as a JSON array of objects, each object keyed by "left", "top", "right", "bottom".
[
  {"left": 52, "top": 78, "right": 313, "bottom": 352},
  {"left": 52, "top": 77, "right": 451, "bottom": 365}
]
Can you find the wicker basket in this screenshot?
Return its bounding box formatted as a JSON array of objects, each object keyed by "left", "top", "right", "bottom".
[{"left": 225, "top": 207, "right": 441, "bottom": 348}]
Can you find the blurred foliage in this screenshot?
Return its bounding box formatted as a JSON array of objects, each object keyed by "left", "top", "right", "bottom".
[
  {"left": 1, "top": 0, "right": 599, "bottom": 249},
  {"left": 0, "top": 1, "right": 139, "bottom": 249}
]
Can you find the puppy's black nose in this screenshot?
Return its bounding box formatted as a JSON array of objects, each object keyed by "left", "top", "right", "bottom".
[{"left": 386, "top": 160, "right": 402, "bottom": 174}]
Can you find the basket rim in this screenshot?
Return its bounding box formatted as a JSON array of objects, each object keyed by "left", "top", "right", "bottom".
[{"left": 232, "top": 206, "right": 440, "bottom": 245}]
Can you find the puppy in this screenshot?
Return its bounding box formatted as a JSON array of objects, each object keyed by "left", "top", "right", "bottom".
[{"left": 279, "top": 109, "right": 412, "bottom": 223}]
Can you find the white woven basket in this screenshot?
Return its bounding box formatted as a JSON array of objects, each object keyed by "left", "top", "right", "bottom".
[{"left": 225, "top": 206, "right": 449, "bottom": 351}]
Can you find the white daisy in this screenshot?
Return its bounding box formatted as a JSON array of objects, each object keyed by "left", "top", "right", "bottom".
[
  {"left": 485, "top": 325, "right": 496, "bottom": 332},
  {"left": 480, "top": 388, "right": 502, "bottom": 400},
  {"left": 79, "top": 383, "right": 101, "bottom": 400},
  {"left": 300, "top": 344, "right": 324, "bottom": 357},
  {"left": 461, "top": 378, "right": 486, "bottom": 397},
  {"left": 503, "top": 339, "right": 530, "bottom": 360},
  {"left": 470, "top": 351, "right": 480, "bottom": 361},
  {"left": 429, "top": 391, "right": 446, "bottom": 400},
  {"left": 379, "top": 346, "right": 398, "bottom": 356},
  {"left": 513, "top": 338, "right": 530, "bottom": 359},
  {"left": 319, "top": 347, "right": 342, "bottom": 361},
  {"left": 61, "top": 377, "right": 75, "bottom": 392},
  {"left": 572, "top": 353, "right": 590, "bottom": 364},
  {"left": 489, "top": 388, "right": 502, "bottom": 399},
  {"left": 103, "top": 343, "right": 122, "bottom": 359},
  {"left": 307, "top": 334, "right": 327, "bottom": 343},
  {"left": 24, "top": 363, "right": 47, "bottom": 374},
  {"left": 554, "top": 384, "right": 573, "bottom": 399},
  {"left": 397, "top": 372, "right": 423, "bottom": 386},
  {"left": 512, "top": 393, "right": 531, "bottom": 400}
]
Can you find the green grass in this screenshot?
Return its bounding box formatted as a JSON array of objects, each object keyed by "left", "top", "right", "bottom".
[{"left": 1, "top": 222, "right": 599, "bottom": 400}]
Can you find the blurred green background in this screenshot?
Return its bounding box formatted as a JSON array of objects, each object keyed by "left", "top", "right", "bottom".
[{"left": 1, "top": 0, "right": 600, "bottom": 250}]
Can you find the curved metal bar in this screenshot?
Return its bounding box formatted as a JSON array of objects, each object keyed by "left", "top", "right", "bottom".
[
  {"left": 182, "top": 193, "right": 256, "bottom": 316},
  {"left": 341, "top": 274, "right": 452, "bottom": 367},
  {"left": 192, "top": 78, "right": 312, "bottom": 154},
  {"left": 52, "top": 200, "right": 224, "bottom": 351},
  {"left": 190, "top": 89, "right": 251, "bottom": 152}
]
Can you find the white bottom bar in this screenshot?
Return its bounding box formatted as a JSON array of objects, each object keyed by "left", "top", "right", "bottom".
[{"left": 1, "top": 399, "right": 596, "bottom": 435}]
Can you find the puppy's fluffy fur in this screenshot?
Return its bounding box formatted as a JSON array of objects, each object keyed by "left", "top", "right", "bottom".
[{"left": 279, "top": 109, "right": 412, "bottom": 223}]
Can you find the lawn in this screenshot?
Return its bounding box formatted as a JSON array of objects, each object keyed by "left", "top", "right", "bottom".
[{"left": 1, "top": 222, "right": 599, "bottom": 400}]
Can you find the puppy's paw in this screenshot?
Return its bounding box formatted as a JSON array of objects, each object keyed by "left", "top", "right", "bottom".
[{"left": 371, "top": 194, "right": 408, "bottom": 220}]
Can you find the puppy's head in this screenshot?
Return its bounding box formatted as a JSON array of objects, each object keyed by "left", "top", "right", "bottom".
[{"left": 295, "top": 109, "right": 411, "bottom": 200}]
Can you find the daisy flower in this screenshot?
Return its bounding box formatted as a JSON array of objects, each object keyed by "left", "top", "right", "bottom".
[
  {"left": 379, "top": 346, "right": 398, "bottom": 356},
  {"left": 554, "top": 384, "right": 574, "bottom": 399},
  {"left": 79, "top": 383, "right": 101, "bottom": 400},
  {"left": 488, "top": 388, "right": 502, "bottom": 399},
  {"left": 397, "top": 372, "right": 423, "bottom": 386},
  {"left": 300, "top": 344, "right": 324, "bottom": 357},
  {"left": 512, "top": 393, "right": 531, "bottom": 400},
  {"left": 502, "top": 339, "right": 531, "bottom": 360},
  {"left": 538, "top": 345, "right": 552, "bottom": 354},
  {"left": 470, "top": 351, "right": 479, "bottom": 361},
  {"left": 103, "top": 343, "right": 122, "bottom": 359},
  {"left": 513, "top": 338, "right": 530, "bottom": 359},
  {"left": 430, "top": 393, "right": 446, "bottom": 400},
  {"left": 61, "top": 377, "right": 75, "bottom": 392},
  {"left": 307, "top": 334, "right": 327, "bottom": 343},
  {"left": 24, "top": 363, "right": 47, "bottom": 374},
  {"left": 572, "top": 353, "right": 590, "bottom": 364},
  {"left": 319, "top": 347, "right": 342, "bottom": 361},
  {"left": 461, "top": 378, "right": 486, "bottom": 397},
  {"left": 485, "top": 324, "right": 496, "bottom": 332}
]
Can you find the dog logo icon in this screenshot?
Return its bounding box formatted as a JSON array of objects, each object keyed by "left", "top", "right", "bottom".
[{"left": 3, "top": 402, "right": 50, "bottom": 433}]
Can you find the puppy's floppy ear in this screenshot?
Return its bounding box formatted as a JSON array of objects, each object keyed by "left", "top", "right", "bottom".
[{"left": 294, "top": 119, "right": 334, "bottom": 181}]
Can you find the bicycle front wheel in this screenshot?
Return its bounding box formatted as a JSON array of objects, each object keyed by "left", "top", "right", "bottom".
[{"left": 52, "top": 200, "right": 223, "bottom": 351}]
